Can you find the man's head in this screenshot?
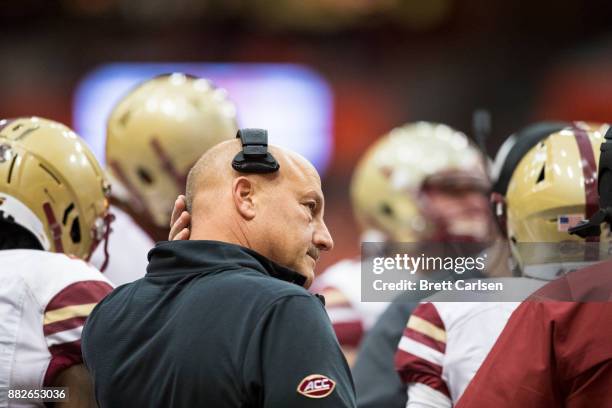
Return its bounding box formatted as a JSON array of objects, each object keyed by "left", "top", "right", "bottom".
[
  {"left": 185, "top": 139, "right": 333, "bottom": 287},
  {"left": 351, "top": 121, "right": 493, "bottom": 243}
]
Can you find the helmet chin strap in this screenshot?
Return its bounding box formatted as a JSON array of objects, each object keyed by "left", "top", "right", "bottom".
[{"left": 86, "top": 211, "right": 115, "bottom": 272}]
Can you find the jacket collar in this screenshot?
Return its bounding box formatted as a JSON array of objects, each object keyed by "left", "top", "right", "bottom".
[{"left": 146, "top": 240, "right": 307, "bottom": 287}]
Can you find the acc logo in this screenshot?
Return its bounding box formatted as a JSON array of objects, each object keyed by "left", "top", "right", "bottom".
[{"left": 297, "top": 374, "right": 336, "bottom": 399}]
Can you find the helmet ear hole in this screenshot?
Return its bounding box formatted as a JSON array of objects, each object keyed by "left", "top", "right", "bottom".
[
  {"left": 137, "top": 167, "right": 154, "bottom": 185},
  {"left": 70, "top": 217, "right": 81, "bottom": 243}
]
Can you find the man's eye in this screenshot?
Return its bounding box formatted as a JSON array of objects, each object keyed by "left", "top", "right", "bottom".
[{"left": 305, "top": 202, "right": 316, "bottom": 212}]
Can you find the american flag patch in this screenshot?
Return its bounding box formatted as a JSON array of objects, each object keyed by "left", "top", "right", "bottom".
[{"left": 557, "top": 214, "right": 585, "bottom": 232}]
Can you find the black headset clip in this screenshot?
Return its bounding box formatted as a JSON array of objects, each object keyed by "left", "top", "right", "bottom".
[{"left": 232, "top": 128, "right": 280, "bottom": 174}]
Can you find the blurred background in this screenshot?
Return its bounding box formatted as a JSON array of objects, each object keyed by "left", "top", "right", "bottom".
[{"left": 2, "top": 0, "right": 612, "bottom": 271}]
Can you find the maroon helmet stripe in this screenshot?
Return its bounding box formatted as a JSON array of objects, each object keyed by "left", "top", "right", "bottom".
[
  {"left": 108, "top": 160, "right": 156, "bottom": 223},
  {"left": 572, "top": 126, "right": 599, "bottom": 218},
  {"left": 42, "top": 202, "right": 64, "bottom": 253},
  {"left": 572, "top": 126, "right": 599, "bottom": 244},
  {"left": 572, "top": 125, "right": 600, "bottom": 261},
  {"left": 150, "top": 138, "right": 186, "bottom": 189}
]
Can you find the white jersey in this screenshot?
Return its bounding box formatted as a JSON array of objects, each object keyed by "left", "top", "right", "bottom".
[
  {"left": 313, "top": 259, "right": 389, "bottom": 347},
  {"left": 0, "top": 250, "right": 113, "bottom": 408},
  {"left": 91, "top": 205, "right": 154, "bottom": 286},
  {"left": 394, "top": 277, "right": 546, "bottom": 407}
]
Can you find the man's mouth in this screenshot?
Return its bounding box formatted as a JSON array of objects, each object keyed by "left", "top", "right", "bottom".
[{"left": 307, "top": 251, "right": 319, "bottom": 262}]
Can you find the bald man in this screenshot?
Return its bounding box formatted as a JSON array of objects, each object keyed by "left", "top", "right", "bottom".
[{"left": 82, "top": 137, "right": 356, "bottom": 408}]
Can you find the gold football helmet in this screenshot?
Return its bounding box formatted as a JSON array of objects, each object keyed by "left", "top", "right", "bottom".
[
  {"left": 0, "top": 117, "right": 111, "bottom": 262},
  {"left": 351, "top": 122, "right": 489, "bottom": 242},
  {"left": 505, "top": 122, "right": 611, "bottom": 278},
  {"left": 106, "top": 73, "right": 238, "bottom": 228}
]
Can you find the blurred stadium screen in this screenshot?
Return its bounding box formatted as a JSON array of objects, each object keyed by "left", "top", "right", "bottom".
[{"left": 73, "top": 63, "right": 334, "bottom": 175}]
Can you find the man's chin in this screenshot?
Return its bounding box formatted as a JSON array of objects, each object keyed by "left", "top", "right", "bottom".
[{"left": 296, "top": 266, "right": 315, "bottom": 289}]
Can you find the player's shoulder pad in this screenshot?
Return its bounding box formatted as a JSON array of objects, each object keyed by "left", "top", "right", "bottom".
[{"left": 13, "top": 250, "right": 113, "bottom": 306}]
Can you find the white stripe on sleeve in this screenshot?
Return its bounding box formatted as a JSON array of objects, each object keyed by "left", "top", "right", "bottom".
[
  {"left": 398, "top": 336, "right": 444, "bottom": 366},
  {"left": 45, "top": 326, "right": 83, "bottom": 346},
  {"left": 406, "top": 382, "right": 452, "bottom": 408}
]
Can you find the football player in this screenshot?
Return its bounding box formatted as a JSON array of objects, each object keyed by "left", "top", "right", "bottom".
[
  {"left": 395, "top": 122, "right": 608, "bottom": 407},
  {"left": 90, "top": 73, "right": 238, "bottom": 285},
  {"left": 0, "top": 117, "right": 114, "bottom": 407},
  {"left": 354, "top": 121, "right": 564, "bottom": 408},
  {"left": 311, "top": 122, "right": 493, "bottom": 364},
  {"left": 456, "top": 123, "right": 612, "bottom": 408}
]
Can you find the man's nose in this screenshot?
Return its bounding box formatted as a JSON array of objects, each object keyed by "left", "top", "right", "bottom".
[{"left": 313, "top": 221, "right": 334, "bottom": 252}]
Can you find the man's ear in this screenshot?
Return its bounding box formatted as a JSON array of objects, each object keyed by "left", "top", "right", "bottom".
[{"left": 232, "top": 176, "right": 256, "bottom": 220}]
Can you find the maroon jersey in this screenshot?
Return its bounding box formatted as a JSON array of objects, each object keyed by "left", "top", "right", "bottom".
[{"left": 457, "top": 259, "right": 612, "bottom": 408}]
